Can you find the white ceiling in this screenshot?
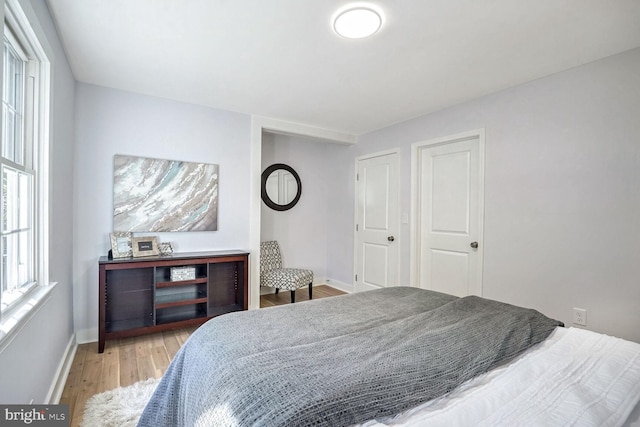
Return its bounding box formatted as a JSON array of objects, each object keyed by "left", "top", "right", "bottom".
[{"left": 46, "top": 0, "right": 640, "bottom": 136}]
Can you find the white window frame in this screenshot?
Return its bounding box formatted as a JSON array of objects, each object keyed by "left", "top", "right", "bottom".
[{"left": 0, "top": 0, "right": 50, "bottom": 321}]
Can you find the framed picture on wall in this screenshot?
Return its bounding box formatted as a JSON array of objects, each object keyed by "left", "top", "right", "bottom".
[
  {"left": 132, "top": 236, "right": 160, "bottom": 257},
  {"left": 110, "top": 231, "right": 133, "bottom": 258},
  {"left": 113, "top": 155, "right": 219, "bottom": 232}
]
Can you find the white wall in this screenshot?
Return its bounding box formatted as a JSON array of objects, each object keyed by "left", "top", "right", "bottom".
[
  {"left": 73, "top": 84, "right": 251, "bottom": 341},
  {"left": 0, "top": 0, "right": 76, "bottom": 403},
  {"left": 328, "top": 47, "right": 640, "bottom": 343},
  {"left": 260, "top": 132, "right": 349, "bottom": 283}
]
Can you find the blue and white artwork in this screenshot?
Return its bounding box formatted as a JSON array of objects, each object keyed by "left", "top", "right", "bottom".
[{"left": 113, "top": 155, "right": 218, "bottom": 232}]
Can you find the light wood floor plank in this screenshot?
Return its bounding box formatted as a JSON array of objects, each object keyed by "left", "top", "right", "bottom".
[
  {"left": 135, "top": 341, "right": 156, "bottom": 382},
  {"left": 151, "top": 344, "right": 170, "bottom": 377},
  {"left": 59, "top": 284, "right": 345, "bottom": 427},
  {"left": 60, "top": 344, "right": 87, "bottom": 402},
  {"left": 98, "top": 346, "right": 120, "bottom": 393},
  {"left": 161, "top": 330, "right": 182, "bottom": 358},
  {"left": 118, "top": 342, "right": 139, "bottom": 387}
]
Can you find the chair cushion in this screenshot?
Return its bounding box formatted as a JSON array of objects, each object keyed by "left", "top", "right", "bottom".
[{"left": 260, "top": 268, "right": 313, "bottom": 291}]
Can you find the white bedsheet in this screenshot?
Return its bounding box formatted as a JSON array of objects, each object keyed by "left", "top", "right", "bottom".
[{"left": 360, "top": 327, "right": 640, "bottom": 427}]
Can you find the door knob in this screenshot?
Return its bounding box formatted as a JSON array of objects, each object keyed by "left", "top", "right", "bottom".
[
  {"left": 470, "top": 241, "right": 478, "bottom": 249},
  {"left": 388, "top": 236, "right": 395, "bottom": 242}
]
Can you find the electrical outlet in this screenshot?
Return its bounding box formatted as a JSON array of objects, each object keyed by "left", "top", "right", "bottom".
[{"left": 573, "top": 308, "right": 587, "bottom": 326}]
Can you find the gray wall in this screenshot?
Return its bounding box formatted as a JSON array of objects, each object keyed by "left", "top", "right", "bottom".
[
  {"left": 73, "top": 84, "right": 252, "bottom": 341},
  {"left": 0, "top": 0, "right": 75, "bottom": 403},
  {"left": 327, "top": 47, "right": 640, "bottom": 342}
]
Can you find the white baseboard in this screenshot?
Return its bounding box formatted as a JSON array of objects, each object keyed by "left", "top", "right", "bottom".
[
  {"left": 313, "top": 276, "right": 327, "bottom": 285},
  {"left": 353, "top": 282, "right": 381, "bottom": 293},
  {"left": 324, "top": 278, "right": 354, "bottom": 294},
  {"left": 260, "top": 287, "right": 275, "bottom": 295},
  {"left": 47, "top": 334, "right": 77, "bottom": 404},
  {"left": 75, "top": 328, "right": 98, "bottom": 345}
]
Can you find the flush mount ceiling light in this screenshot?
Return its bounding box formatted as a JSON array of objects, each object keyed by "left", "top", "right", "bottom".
[{"left": 333, "top": 6, "right": 382, "bottom": 39}]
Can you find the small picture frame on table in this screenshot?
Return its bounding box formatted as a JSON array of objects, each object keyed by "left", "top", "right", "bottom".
[
  {"left": 158, "top": 242, "right": 174, "bottom": 255},
  {"left": 110, "top": 231, "right": 133, "bottom": 258},
  {"left": 132, "top": 236, "right": 160, "bottom": 257}
]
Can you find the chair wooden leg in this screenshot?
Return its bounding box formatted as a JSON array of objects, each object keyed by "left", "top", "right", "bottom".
[
  {"left": 275, "top": 288, "right": 279, "bottom": 295},
  {"left": 308, "top": 283, "right": 313, "bottom": 300},
  {"left": 290, "top": 290, "right": 295, "bottom": 303}
]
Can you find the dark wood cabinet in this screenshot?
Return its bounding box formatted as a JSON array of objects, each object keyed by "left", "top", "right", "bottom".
[{"left": 98, "top": 250, "right": 249, "bottom": 353}]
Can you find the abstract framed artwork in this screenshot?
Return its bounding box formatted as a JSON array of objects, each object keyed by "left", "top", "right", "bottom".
[{"left": 113, "top": 155, "right": 218, "bottom": 232}]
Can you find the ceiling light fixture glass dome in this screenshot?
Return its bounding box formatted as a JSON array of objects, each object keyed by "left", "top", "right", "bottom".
[{"left": 333, "top": 7, "right": 382, "bottom": 39}]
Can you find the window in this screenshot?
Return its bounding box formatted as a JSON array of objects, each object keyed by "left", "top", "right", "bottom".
[{"left": 0, "top": 0, "right": 49, "bottom": 315}]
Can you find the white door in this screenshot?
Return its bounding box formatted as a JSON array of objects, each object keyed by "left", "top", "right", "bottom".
[
  {"left": 411, "top": 130, "right": 484, "bottom": 297},
  {"left": 355, "top": 151, "right": 400, "bottom": 292}
]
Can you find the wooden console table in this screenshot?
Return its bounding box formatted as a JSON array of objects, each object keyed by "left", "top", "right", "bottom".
[{"left": 98, "top": 250, "right": 249, "bottom": 353}]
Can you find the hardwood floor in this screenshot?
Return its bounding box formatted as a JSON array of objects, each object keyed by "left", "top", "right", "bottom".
[
  {"left": 260, "top": 283, "right": 344, "bottom": 307},
  {"left": 59, "top": 284, "right": 345, "bottom": 427}
]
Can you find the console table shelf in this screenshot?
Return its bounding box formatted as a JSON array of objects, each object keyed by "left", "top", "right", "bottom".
[
  {"left": 156, "top": 277, "right": 208, "bottom": 288},
  {"left": 98, "top": 250, "right": 249, "bottom": 353}
]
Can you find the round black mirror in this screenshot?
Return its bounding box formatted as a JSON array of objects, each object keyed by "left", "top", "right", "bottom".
[{"left": 261, "top": 163, "right": 301, "bottom": 211}]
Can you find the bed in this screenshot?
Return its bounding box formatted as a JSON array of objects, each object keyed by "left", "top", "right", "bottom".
[{"left": 138, "top": 287, "right": 640, "bottom": 426}]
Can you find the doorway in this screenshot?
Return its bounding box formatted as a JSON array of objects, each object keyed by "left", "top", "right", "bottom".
[
  {"left": 410, "top": 130, "right": 485, "bottom": 296},
  {"left": 354, "top": 150, "right": 400, "bottom": 292},
  {"left": 249, "top": 117, "right": 356, "bottom": 309}
]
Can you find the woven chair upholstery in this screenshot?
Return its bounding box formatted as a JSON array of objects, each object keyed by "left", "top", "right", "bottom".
[{"left": 260, "top": 241, "right": 313, "bottom": 303}]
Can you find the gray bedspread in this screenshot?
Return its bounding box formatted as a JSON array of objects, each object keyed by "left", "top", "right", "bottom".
[{"left": 138, "top": 287, "right": 562, "bottom": 427}]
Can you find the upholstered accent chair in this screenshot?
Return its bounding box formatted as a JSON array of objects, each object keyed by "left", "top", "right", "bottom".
[{"left": 260, "top": 241, "right": 313, "bottom": 303}]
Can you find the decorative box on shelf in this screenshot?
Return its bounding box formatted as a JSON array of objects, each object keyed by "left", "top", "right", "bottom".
[{"left": 171, "top": 266, "right": 196, "bottom": 281}]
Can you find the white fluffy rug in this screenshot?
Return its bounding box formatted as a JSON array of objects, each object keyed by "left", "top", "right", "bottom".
[{"left": 81, "top": 378, "right": 160, "bottom": 427}]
